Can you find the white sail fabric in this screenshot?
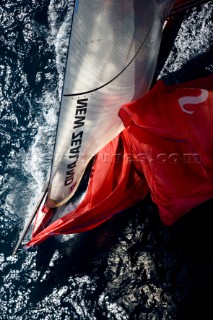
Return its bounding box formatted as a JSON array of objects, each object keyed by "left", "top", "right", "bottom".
[{"left": 48, "top": 0, "right": 174, "bottom": 205}]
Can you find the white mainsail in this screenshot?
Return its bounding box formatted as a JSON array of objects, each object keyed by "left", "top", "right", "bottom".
[{"left": 48, "top": 0, "right": 175, "bottom": 206}]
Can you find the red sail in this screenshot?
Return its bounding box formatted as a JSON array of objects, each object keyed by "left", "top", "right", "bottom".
[
  {"left": 120, "top": 75, "right": 213, "bottom": 225},
  {"left": 171, "top": 0, "right": 211, "bottom": 15},
  {"left": 26, "top": 132, "right": 149, "bottom": 248},
  {"left": 26, "top": 76, "right": 213, "bottom": 248}
]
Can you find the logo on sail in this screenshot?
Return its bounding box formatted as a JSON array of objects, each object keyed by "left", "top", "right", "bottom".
[
  {"left": 65, "top": 98, "right": 88, "bottom": 186},
  {"left": 178, "top": 89, "right": 208, "bottom": 114}
]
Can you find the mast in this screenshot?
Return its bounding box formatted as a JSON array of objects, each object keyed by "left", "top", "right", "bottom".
[{"left": 12, "top": 181, "right": 49, "bottom": 256}]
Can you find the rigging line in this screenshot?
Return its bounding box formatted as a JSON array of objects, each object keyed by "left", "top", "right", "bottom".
[{"left": 63, "top": 21, "right": 155, "bottom": 97}]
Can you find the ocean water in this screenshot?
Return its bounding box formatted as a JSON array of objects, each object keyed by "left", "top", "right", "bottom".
[{"left": 0, "top": 1, "right": 213, "bottom": 319}]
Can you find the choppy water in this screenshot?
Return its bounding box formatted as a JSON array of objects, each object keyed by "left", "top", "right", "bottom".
[{"left": 0, "top": 1, "right": 213, "bottom": 319}]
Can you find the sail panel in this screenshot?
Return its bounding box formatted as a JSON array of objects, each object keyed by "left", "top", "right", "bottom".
[{"left": 49, "top": 0, "right": 165, "bottom": 204}]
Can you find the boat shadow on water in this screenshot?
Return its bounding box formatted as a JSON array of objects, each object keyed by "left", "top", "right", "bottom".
[{"left": 27, "top": 196, "right": 213, "bottom": 318}]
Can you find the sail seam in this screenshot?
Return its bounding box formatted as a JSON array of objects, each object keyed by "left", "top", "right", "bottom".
[{"left": 63, "top": 23, "right": 154, "bottom": 97}]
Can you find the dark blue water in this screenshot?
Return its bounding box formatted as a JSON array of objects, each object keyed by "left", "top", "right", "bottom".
[{"left": 0, "top": 1, "right": 213, "bottom": 319}]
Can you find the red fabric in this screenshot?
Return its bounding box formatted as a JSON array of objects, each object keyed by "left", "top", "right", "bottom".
[
  {"left": 26, "top": 132, "right": 148, "bottom": 247},
  {"left": 26, "top": 75, "right": 213, "bottom": 248},
  {"left": 170, "top": 0, "right": 211, "bottom": 18},
  {"left": 32, "top": 205, "right": 54, "bottom": 237},
  {"left": 172, "top": 0, "right": 209, "bottom": 11},
  {"left": 120, "top": 75, "right": 213, "bottom": 225}
]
